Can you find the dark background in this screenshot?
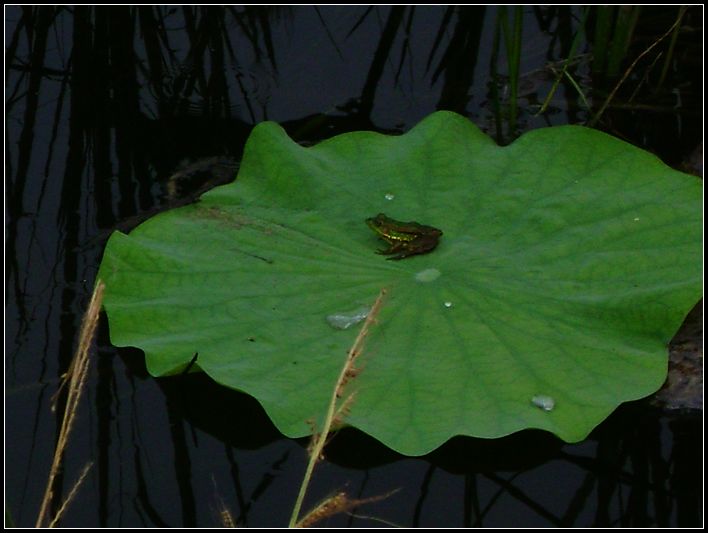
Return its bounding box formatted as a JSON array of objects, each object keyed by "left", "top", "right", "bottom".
[{"left": 5, "top": 6, "right": 702, "bottom": 527}]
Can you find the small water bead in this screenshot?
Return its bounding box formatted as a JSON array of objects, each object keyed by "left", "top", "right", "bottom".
[
  {"left": 384, "top": 193, "right": 395, "bottom": 201},
  {"left": 531, "top": 395, "right": 555, "bottom": 412},
  {"left": 326, "top": 307, "right": 369, "bottom": 330},
  {"left": 443, "top": 301, "right": 453, "bottom": 308}
]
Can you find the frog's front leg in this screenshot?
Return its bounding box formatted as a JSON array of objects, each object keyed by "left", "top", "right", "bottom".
[
  {"left": 376, "top": 241, "right": 406, "bottom": 256},
  {"left": 385, "top": 241, "right": 416, "bottom": 260},
  {"left": 386, "top": 235, "right": 439, "bottom": 260}
]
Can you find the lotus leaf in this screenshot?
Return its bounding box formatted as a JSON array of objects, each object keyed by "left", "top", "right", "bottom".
[{"left": 99, "top": 111, "right": 701, "bottom": 455}]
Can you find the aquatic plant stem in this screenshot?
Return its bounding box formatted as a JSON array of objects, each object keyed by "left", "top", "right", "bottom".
[
  {"left": 489, "top": 9, "right": 503, "bottom": 143},
  {"left": 605, "top": 6, "right": 641, "bottom": 77},
  {"left": 536, "top": 8, "right": 590, "bottom": 116},
  {"left": 507, "top": 6, "right": 523, "bottom": 137},
  {"left": 656, "top": 6, "right": 688, "bottom": 90},
  {"left": 498, "top": 6, "right": 523, "bottom": 138},
  {"left": 588, "top": 13, "right": 685, "bottom": 127},
  {"left": 35, "top": 281, "right": 104, "bottom": 527},
  {"left": 288, "top": 288, "right": 386, "bottom": 528}
]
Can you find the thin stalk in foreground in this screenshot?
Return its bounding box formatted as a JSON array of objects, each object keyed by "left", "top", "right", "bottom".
[
  {"left": 47, "top": 462, "right": 94, "bottom": 528},
  {"left": 288, "top": 288, "right": 387, "bottom": 528},
  {"left": 35, "top": 281, "right": 104, "bottom": 527}
]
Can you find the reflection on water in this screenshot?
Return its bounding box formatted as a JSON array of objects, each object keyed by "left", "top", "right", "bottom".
[{"left": 5, "top": 5, "right": 702, "bottom": 527}]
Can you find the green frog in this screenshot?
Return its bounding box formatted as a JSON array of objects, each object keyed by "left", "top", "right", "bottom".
[{"left": 366, "top": 213, "right": 443, "bottom": 260}]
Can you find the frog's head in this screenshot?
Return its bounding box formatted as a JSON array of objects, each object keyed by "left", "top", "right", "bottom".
[{"left": 365, "top": 213, "right": 390, "bottom": 235}]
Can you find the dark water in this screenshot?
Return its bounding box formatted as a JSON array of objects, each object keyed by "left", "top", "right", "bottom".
[{"left": 5, "top": 6, "right": 702, "bottom": 527}]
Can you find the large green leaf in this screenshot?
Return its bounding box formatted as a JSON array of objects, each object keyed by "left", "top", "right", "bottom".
[{"left": 99, "top": 111, "right": 701, "bottom": 455}]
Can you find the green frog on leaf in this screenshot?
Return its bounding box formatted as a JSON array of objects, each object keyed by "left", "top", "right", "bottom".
[{"left": 366, "top": 213, "right": 443, "bottom": 260}]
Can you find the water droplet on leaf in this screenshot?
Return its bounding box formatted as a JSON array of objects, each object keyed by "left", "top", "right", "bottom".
[
  {"left": 531, "top": 395, "right": 555, "bottom": 412},
  {"left": 326, "top": 307, "right": 369, "bottom": 330}
]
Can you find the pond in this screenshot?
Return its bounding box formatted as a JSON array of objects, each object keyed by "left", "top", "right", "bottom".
[{"left": 5, "top": 6, "right": 702, "bottom": 527}]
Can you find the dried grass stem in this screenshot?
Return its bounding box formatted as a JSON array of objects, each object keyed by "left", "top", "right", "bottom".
[
  {"left": 35, "top": 281, "right": 105, "bottom": 527},
  {"left": 288, "top": 288, "right": 387, "bottom": 527}
]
